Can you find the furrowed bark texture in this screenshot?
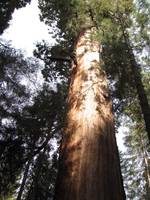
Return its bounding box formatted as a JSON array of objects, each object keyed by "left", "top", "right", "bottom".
[{"left": 54, "top": 29, "right": 125, "bottom": 200}]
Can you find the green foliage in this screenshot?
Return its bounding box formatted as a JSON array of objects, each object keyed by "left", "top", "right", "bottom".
[
  {"left": 39, "top": 0, "right": 133, "bottom": 39},
  {"left": 38, "top": 0, "right": 136, "bottom": 104},
  {"left": 22, "top": 151, "right": 58, "bottom": 200},
  {"left": 121, "top": 122, "right": 150, "bottom": 199},
  {"left": 120, "top": 71, "right": 150, "bottom": 199},
  {"left": 102, "top": 37, "right": 135, "bottom": 100},
  {"left": 135, "top": 0, "right": 150, "bottom": 46},
  {"left": 0, "top": 43, "right": 67, "bottom": 198},
  {"left": 0, "top": 39, "right": 67, "bottom": 200},
  {"left": 34, "top": 41, "right": 72, "bottom": 82},
  {"left": 14, "top": 83, "right": 66, "bottom": 200},
  {"left": 0, "top": 41, "right": 38, "bottom": 198}
]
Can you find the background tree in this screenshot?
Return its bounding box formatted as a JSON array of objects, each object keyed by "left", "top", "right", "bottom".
[
  {"left": 37, "top": 0, "right": 137, "bottom": 199},
  {"left": 102, "top": 0, "right": 150, "bottom": 140},
  {"left": 0, "top": 41, "right": 66, "bottom": 199},
  {"left": 16, "top": 83, "right": 66, "bottom": 200},
  {"left": 0, "top": 40, "right": 38, "bottom": 199},
  {"left": 121, "top": 97, "right": 150, "bottom": 199},
  {"left": 101, "top": 1, "right": 150, "bottom": 196}
]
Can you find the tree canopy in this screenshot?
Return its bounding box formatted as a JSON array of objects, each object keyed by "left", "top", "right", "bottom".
[{"left": 0, "top": 0, "right": 150, "bottom": 199}]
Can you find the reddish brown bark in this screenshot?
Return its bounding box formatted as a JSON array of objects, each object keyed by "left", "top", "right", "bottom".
[{"left": 54, "top": 29, "right": 125, "bottom": 200}]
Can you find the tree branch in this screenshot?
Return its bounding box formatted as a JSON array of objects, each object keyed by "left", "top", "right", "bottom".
[{"left": 47, "top": 55, "right": 72, "bottom": 63}]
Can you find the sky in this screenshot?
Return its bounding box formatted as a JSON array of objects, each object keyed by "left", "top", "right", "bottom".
[
  {"left": 0, "top": 0, "right": 127, "bottom": 152},
  {"left": 1, "top": 0, "right": 54, "bottom": 56}
]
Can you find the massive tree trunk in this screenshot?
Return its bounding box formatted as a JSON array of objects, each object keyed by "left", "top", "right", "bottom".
[{"left": 54, "top": 29, "right": 125, "bottom": 200}]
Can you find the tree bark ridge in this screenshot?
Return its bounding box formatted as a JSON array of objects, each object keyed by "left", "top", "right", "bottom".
[{"left": 54, "top": 28, "right": 125, "bottom": 200}]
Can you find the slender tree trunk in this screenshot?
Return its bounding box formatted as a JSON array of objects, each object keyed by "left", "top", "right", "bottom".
[
  {"left": 16, "top": 159, "right": 31, "bottom": 200},
  {"left": 26, "top": 181, "right": 33, "bottom": 200},
  {"left": 128, "top": 48, "right": 150, "bottom": 142},
  {"left": 144, "top": 155, "right": 150, "bottom": 199},
  {"left": 130, "top": 53, "right": 150, "bottom": 142},
  {"left": 54, "top": 29, "right": 125, "bottom": 200},
  {"left": 140, "top": 134, "right": 150, "bottom": 198},
  {"left": 122, "top": 31, "right": 150, "bottom": 142}
]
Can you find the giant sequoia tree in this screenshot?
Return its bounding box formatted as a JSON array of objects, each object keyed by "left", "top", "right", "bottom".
[
  {"left": 0, "top": 0, "right": 149, "bottom": 198},
  {"left": 38, "top": 0, "right": 129, "bottom": 199},
  {"left": 54, "top": 28, "right": 125, "bottom": 200}
]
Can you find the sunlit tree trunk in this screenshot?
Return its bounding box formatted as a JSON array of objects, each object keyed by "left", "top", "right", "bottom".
[{"left": 54, "top": 29, "right": 125, "bottom": 200}]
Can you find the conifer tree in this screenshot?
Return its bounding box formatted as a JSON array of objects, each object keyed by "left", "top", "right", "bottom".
[
  {"left": 0, "top": 41, "right": 38, "bottom": 199},
  {"left": 102, "top": 0, "right": 150, "bottom": 141},
  {"left": 113, "top": 2, "right": 150, "bottom": 142},
  {"left": 38, "top": 1, "right": 128, "bottom": 199},
  {"left": 121, "top": 98, "right": 150, "bottom": 199}
]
